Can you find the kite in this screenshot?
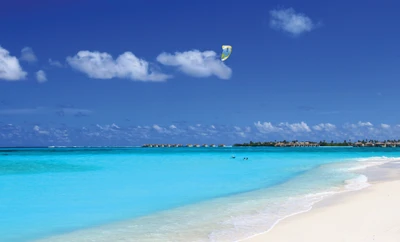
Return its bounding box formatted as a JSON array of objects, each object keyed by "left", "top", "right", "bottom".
[{"left": 221, "top": 45, "right": 232, "bottom": 61}]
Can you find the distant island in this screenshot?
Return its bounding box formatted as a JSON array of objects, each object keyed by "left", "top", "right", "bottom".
[
  {"left": 233, "top": 140, "right": 400, "bottom": 147},
  {"left": 142, "top": 144, "right": 226, "bottom": 148}
]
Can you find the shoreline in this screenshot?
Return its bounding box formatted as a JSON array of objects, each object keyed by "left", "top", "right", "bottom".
[
  {"left": 34, "top": 157, "right": 400, "bottom": 242},
  {"left": 243, "top": 161, "right": 400, "bottom": 242}
]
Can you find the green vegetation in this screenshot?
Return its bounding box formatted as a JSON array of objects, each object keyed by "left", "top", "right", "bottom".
[
  {"left": 233, "top": 140, "right": 351, "bottom": 147},
  {"left": 233, "top": 139, "right": 400, "bottom": 147}
]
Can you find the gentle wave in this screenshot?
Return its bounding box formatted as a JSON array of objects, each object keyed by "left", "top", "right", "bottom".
[
  {"left": 212, "top": 156, "right": 397, "bottom": 241},
  {"left": 345, "top": 156, "right": 400, "bottom": 171},
  {"left": 36, "top": 156, "right": 397, "bottom": 242}
]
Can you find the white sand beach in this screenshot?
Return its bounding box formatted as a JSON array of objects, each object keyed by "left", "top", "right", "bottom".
[{"left": 244, "top": 179, "right": 400, "bottom": 242}]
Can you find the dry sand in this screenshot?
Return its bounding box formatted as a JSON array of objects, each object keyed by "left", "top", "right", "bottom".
[{"left": 243, "top": 180, "right": 400, "bottom": 242}]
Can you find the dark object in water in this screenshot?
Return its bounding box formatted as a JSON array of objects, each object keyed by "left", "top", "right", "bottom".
[{"left": 232, "top": 156, "right": 236, "bottom": 159}]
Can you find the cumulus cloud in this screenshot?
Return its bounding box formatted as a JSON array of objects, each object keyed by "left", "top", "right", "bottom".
[
  {"left": 254, "top": 121, "right": 283, "bottom": 133},
  {"left": 169, "top": 125, "right": 177, "bottom": 129},
  {"left": 357, "top": 121, "right": 373, "bottom": 127},
  {"left": 36, "top": 70, "right": 47, "bottom": 83},
  {"left": 279, "top": 122, "right": 311, "bottom": 132},
  {"left": 33, "top": 125, "right": 49, "bottom": 135},
  {"left": 153, "top": 124, "right": 169, "bottom": 134},
  {"left": 157, "top": 50, "right": 232, "bottom": 79},
  {"left": 49, "top": 58, "right": 63, "bottom": 67},
  {"left": 255, "top": 121, "right": 313, "bottom": 135},
  {"left": 67, "top": 51, "right": 171, "bottom": 82},
  {"left": 381, "top": 124, "right": 390, "bottom": 129},
  {"left": 344, "top": 121, "right": 374, "bottom": 129},
  {"left": 20, "top": 47, "right": 38, "bottom": 63},
  {"left": 0, "top": 46, "right": 27, "bottom": 81},
  {"left": 3, "top": 121, "right": 400, "bottom": 146},
  {"left": 312, "top": 123, "right": 336, "bottom": 131},
  {"left": 270, "top": 8, "right": 317, "bottom": 36}
]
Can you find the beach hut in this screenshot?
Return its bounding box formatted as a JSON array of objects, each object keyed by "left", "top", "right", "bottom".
[{"left": 375, "top": 142, "right": 386, "bottom": 148}]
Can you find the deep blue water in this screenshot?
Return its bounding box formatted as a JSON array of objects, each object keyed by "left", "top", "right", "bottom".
[{"left": 1, "top": 147, "right": 400, "bottom": 241}]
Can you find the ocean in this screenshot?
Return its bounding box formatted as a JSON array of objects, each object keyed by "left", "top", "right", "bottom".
[{"left": 1, "top": 147, "right": 399, "bottom": 242}]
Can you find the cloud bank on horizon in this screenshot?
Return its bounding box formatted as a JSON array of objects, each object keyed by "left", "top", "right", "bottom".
[{"left": 0, "top": 120, "right": 399, "bottom": 146}]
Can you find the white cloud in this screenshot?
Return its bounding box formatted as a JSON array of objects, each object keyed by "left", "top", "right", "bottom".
[
  {"left": 36, "top": 70, "right": 47, "bottom": 83},
  {"left": 169, "top": 125, "right": 177, "bottom": 129},
  {"left": 254, "top": 121, "right": 282, "bottom": 133},
  {"left": 210, "top": 125, "right": 216, "bottom": 129},
  {"left": 358, "top": 121, "right": 373, "bottom": 127},
  {"left": 270, "top": 8, "right": 317, "bottom": 36},
  {"left": 67, "top": 51, "right": 171, "bottom": 82},
  {"left": 279, "top": 122, "right": 311, "bottom": 132},
  {"left": 255, "top": 121, "right": 311, "bottom": 134},
  {"left": 153, "top": 124, "right": 165, "bottom": 133},
  {"left": 49, "top": 59, "right": 63, "bottom": 67},
  {"left": 237, "top": 132, "right": 246, "bottom": 138},
  {"left": 111, "top": 123, "right": 120, "bottom": 129},
  {"left": 313, "top": 123, "right": 336, "bottom": 131},
  {"left": 381, "top": 124, "right": 390, "bottom": 129},
  {"left": 33, "top": 125, "right": 49, "bottom": 135},
  {"left": 0, "top": 46, "right": 27, "bottom": 81},
  {"left": 234, "top": 126, "right": 241, "bottom": 131},
  {"left": 244, "top": 127, "right": 251, "bottom": 132},
  {"left": 20, "top": 47, "right": 37, "bottom": 63},
  {"left": 157, "top": 50, "right": 232, "bottom": 80}
]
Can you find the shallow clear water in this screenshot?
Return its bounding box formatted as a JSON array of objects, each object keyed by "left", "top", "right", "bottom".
[{"left": 1, "top": 147, "right": 400, "bottom": 241}]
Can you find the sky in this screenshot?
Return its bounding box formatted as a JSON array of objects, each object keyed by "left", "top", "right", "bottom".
[{"left": 0, "top": 0, "right": 400, "bottom": 146}]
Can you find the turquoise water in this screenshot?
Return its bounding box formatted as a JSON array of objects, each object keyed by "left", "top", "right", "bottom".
[{"left": 1, "top": 147, "right": 400, "bottom": 241}]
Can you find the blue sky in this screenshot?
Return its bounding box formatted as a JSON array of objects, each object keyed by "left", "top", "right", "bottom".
[{"left": 0, "top": 0, "right": 400, "bottom": 146}]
